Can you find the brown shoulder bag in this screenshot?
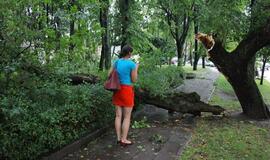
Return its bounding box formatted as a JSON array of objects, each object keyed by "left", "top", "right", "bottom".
[{"left": 104, "top": 60, "right": 121, "bottom": 91}]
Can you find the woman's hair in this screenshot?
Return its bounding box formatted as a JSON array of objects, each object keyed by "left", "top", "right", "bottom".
[{"left": 119, "top": 45, "right": 133, "bottom": 58}]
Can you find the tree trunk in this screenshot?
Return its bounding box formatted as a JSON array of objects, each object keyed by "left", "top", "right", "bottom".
[
  {"left": 202, "top": 56, "right": 205, "bottom": 68},
  {"left": 175, "top": 14, "right": 190, "bottom": 66},
  {"left": 189, "top": 43, "right": 193, "bottom": 66},
  {"left": 69, "top": 0, "right": 75, "bottom": 52},
  {"left": 183, "top": 43, "right": 188, "bottom": 66},
  {"left": 193, "top": 20, "right": 199, "bottom": 70},
  {"left": 99, "top": 0, "right": 111, "bottom": 70},
  {"left": 136, "top": 90, "right": 225, "bottom": 115},
  {"left": 227, "top": 65, "right": 270, "bottom": 119},
  {"left": 176, "top": 38, "right": 184, "bottom": 66},
  {"left": 260, "top": 58, "right": 267, "bottom": 85},
  {"left": 119, "top": 0, "right": 131, "bottom": 48}
]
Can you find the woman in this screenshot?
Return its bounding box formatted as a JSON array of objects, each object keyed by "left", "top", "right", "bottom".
[{"left": 109, "top": 44, "right": 139, "bottom": 146}]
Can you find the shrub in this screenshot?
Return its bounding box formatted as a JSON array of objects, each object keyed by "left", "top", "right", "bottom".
[
  {"left": 0, "top": 80, "right": 114, "bottom": 160},
  {"left": 138, "top": 66, "right": 184, "bottom": 96}
]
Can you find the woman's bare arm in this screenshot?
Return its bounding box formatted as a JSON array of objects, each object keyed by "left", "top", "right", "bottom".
[{"left": 131, "top": 64, "right": 139, "bottom": 83}]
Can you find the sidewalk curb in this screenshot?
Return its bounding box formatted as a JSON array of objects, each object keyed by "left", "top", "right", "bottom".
[
  {"left": 41, "top": 109, "right": 144, "bottom": 160},
  {"left": 42, "top": 124, "right": 113, "bottom": 160}
]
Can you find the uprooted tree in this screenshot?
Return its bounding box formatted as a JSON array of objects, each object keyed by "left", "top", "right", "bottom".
[
  {"left": 135, "top": 90, "right": 225, "bottom": 115},
  {"left": 196, "top": 1, "right": 270, "bottom": 119}
]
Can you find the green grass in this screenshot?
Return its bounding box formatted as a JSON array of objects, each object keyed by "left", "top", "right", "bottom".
[
  {"left": 181, "top": 75, "right": 270, "bottom": 160},
  {"left": 214, "top": 75, "right": 234, "bottom": 95},
  {"left": 183, "top": 66, "right": 206, "bottom": 74},
  {"left": 209, "top": 95, "right": 241, "bottom": 111},
  {"left": 181, "top": 118, "right": 270, "bottom": 160},
  {"left": 256, "top": 79, "right": 270, "bottom": 105}
]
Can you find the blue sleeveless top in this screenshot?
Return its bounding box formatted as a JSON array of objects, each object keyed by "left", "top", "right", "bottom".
[{"left": 114, "top": 59, "right": 136, "bottom": 85}]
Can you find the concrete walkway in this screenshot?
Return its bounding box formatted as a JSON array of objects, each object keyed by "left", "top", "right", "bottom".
[{"left": 63, "top": 68, "right": 220, "bottom": 160}]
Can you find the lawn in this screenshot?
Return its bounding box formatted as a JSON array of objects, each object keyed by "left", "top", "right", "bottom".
[
  {"left": 183, "top": 65, "right": 207, "bottom": 74},
  {"left": 180, "top": 75, "right": 270, "bottom": 160}
]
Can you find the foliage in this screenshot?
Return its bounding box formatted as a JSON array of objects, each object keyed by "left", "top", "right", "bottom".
[
  {"left": 138, "top": 65, "right": 184, "bottom": 96},
  {"left": 132, "top": 116, "right": 150, "bottom": 129},
  {"left": 0, "top": 79, "right": 114, "bottom": 160},
  {"left": 149, "top": 134, "right": 165, "bottom": 144},
  {"left": 214, "top": 75, "right": 235, "bottom": 95}
]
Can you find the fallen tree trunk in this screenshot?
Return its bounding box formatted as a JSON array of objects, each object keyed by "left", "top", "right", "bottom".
[
  {"left": 68, "top": 74, "right": 100, "bottom": 85},
  {"left": 136, "top": 89, "right": 225, "bottom": 116}
]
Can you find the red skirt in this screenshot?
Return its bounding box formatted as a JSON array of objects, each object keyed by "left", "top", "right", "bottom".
[{"left": 112, "top": 84, "right": 134, "bottom": 107}]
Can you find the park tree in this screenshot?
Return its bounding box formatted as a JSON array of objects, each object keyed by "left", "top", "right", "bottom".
[
  {"left": 196, "top": 0, "right": 270, "bottom": 119},
  {"left": 158, "top": 0, "right": 194, "bottom": 66},
  {"left": 99, "top": 0, "right": 111, "bottom": 70},
  {"left": 119, "top": 0, "right": 133, "bottom": 48}
]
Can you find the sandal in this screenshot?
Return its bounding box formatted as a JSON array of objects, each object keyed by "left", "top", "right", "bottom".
[{"left": 120, "top": 140, "right": 133, "bottom": 147}]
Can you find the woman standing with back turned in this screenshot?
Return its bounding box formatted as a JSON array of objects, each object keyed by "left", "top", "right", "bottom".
[{"left": 110, "top": 44, "right": 139, "bottom": 146}]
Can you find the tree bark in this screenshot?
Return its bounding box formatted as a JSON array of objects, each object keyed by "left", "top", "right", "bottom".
[
  {"left": 202, "top": 56, "right": 205, "bottom": 68},
  {"left": 136, "top": 90, "right": 225, "bottom": 115},
  {"left": 99, "top": 0, "right": 111, "bottom": 71},
  {"left": 69, "top": 0, "right": 76, "bottom": 52},
  {"left": 189, "top": 43, "right": 193, "bottom": 66},
  {"left": 68, "top": 74, "right": 100, "bottom": 85},
  {"left": 260, "top": 57, "right": 267, "bottom": 85},
  {"left": 119, "top": 0, "right": 131, "bottom": 48},
  {"left": 176, "top": 14, "right": 191, "bottom": 66},
  {"left": 193, "top": 23, "right": 199, "bottom": 70}
]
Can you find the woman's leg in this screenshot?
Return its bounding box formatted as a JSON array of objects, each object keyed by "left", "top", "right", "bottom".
[
  {"left": 115, "top": 106, "right": 122, "bottom": 141},
  {"left": 121, "top": 107, "right": 133, "bottom": 143}
]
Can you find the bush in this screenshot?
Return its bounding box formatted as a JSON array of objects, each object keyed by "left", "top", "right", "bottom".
[
  {"left": 138, "top": 66, "right": 184, "bottom": 96},
  {"left": 0, "top": 80, "right": 114, "bottom": 160}
]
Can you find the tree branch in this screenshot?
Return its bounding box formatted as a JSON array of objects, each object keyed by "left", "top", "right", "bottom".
[
  {"left": 159, "top": 3, "right": 177, "bottom": 39},
  {"left": 232, "top": 19, "right": 270, "bottom": 61},
  {"left": 15, "top": 41, "right": 32, "bottom": 59}
]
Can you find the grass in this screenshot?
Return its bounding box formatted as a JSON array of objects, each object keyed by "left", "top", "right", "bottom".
[
  {"left": 180, "top": 75, "right": 270, "bottom": 160},
  {"left": 181, "top": 118, "right": 270, "bottom": 160},
  {"left": 213, "top": 75, "right": 234, "bottom": 95},
  {"left": 256, "top": 79, "right": 270, "bottom": 105},
  {"left": 183, "top": 65, "right": 206, "bottom": 74}
]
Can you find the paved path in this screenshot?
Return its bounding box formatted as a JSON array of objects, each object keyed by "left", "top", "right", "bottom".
[
  {"left": 63, "top": 68, "right": 220, "bottom": 160},
  {"left": 175, "top": 68, "right": 220, "bottom": 103}
]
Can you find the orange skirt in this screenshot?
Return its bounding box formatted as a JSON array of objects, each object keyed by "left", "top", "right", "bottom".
[{"left": 112, "top": 84, "right": 134, "bottom": 107}]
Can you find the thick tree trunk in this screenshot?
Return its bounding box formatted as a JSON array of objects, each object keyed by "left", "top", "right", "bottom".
[
  {"left": 176, "top": 38, "right": 184, "bottom": 66},
  {"left": 227, "top": 67, "right": 270, "bottom": 119},
  {"left": 136, "top": 90, "right": 225, "bottom": 115},
  {"left": 260, "top": 58, "right": 267, "bottom": 85}
]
